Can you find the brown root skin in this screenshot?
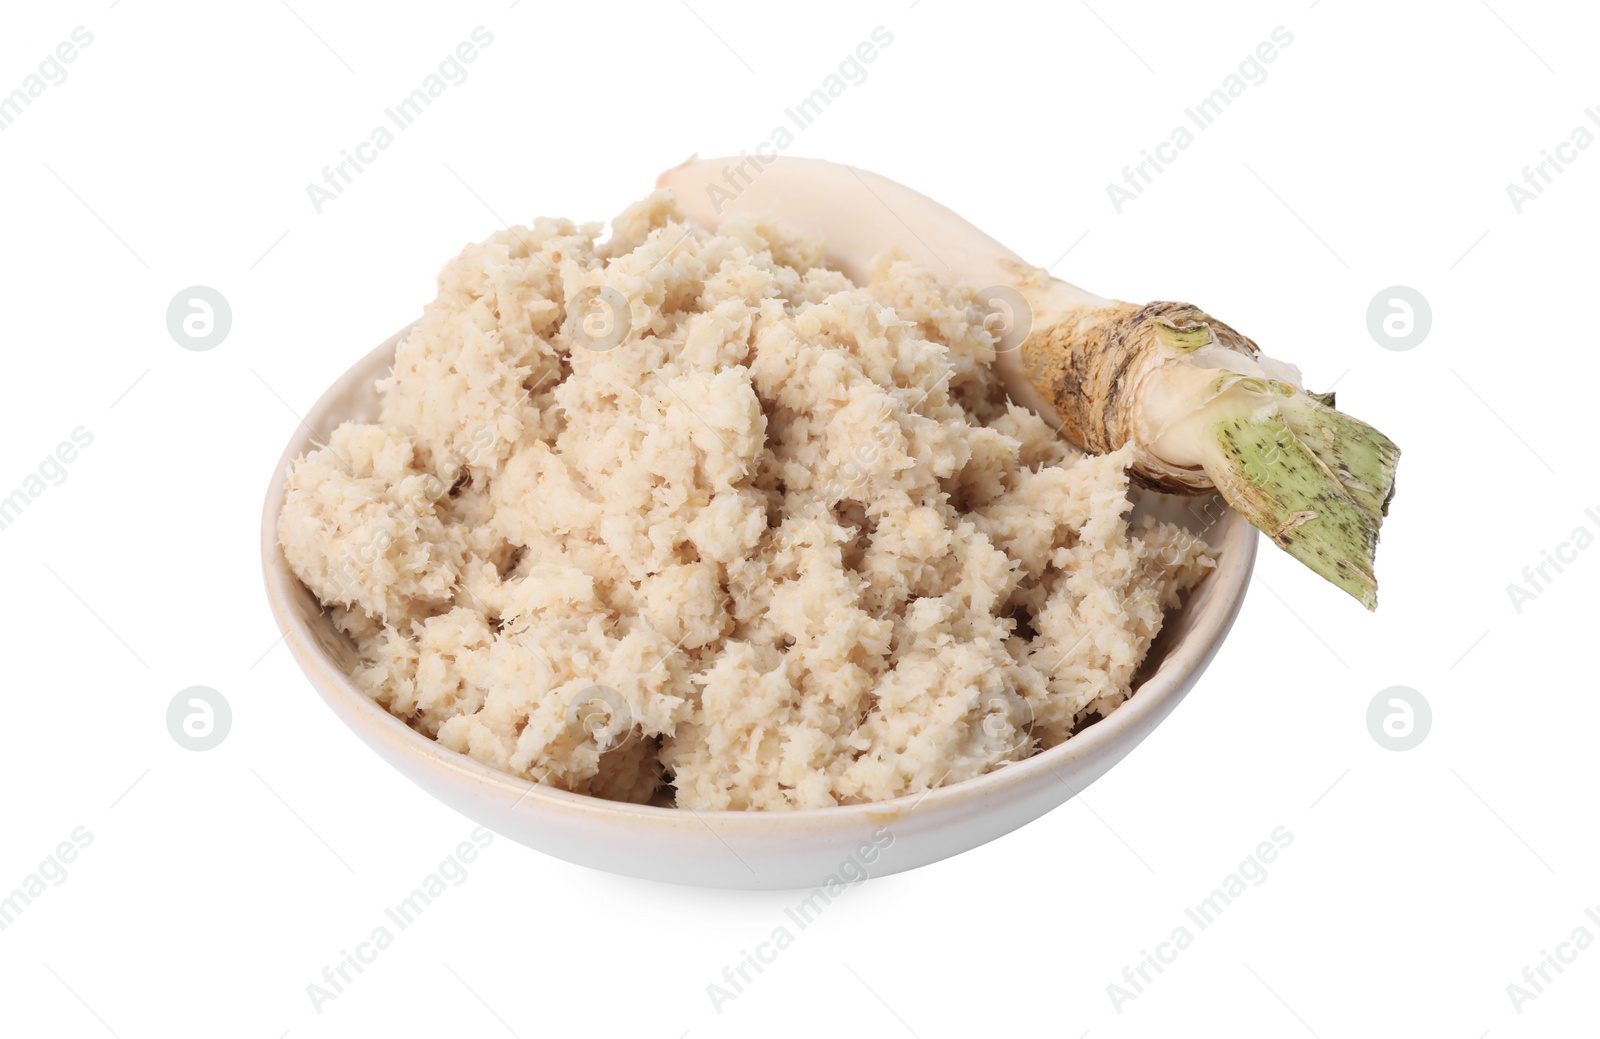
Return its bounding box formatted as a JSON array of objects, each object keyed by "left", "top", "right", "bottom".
[
  {"left": 1022, "top": 302, "right": 1256, "bottom": 494},
  {"left": 1025, "top": 301, "right": 1396, "bottom": 607}
]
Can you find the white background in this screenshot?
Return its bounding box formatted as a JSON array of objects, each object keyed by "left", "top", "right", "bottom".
[{"left": 1, "top": 1, "right": 1595, "bottom": 1035}]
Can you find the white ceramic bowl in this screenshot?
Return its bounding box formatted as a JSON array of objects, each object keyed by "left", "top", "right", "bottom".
[{"left": 261, "top": 326, "right": 1256, "bottom": 890}]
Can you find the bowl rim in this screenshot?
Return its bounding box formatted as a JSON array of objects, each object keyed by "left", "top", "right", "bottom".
[{"left": 261, "top": 325, "right": 1257, "bottom": 837}]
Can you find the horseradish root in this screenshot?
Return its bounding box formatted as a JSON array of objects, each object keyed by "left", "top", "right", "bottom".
[{"left": 660, "top": 156, "right": 1399, "bottom": 608}]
